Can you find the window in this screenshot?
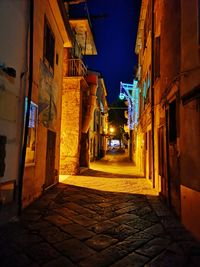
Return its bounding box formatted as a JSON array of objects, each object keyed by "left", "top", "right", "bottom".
[
  {"left": 169, "top": 100, "right": 177, "bottom": 143},
  {"left": 25, "top": 99, "right": 38, "bottom": 165},
  {"left": 44, "top": 17, "right": 55, "bottom": 72}
]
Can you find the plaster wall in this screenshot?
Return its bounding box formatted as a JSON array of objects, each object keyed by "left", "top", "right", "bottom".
[
  {"left": 180, "top": 89, "right": 200, "bottom": 239},
  {"left": 181, "top": 185, "right": 200, "bottom": 240},
  {"left": 180, "top": 0, "right": 200, "bottom": 239},
  {"left": 181, "top": 0, "right": 199, "bottom": 74},
  {"left": 159, "top": 0, "right": 181, "bottom": 216},
  {"left": 0, "top": 0, "right": 28, "bottom": 190},
  {"left": 23, "top": 0, "right": 64, "bottom": 207},
  {"left": 160, "top": 0, "right": 181, "bottom": 97}
]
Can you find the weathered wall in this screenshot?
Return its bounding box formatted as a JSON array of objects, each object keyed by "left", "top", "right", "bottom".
[
  {"left": 160, "top": 0, "right": 181, "bottom": 97},
  {"left": 181, "top": 185, "right": 200, "bottom": 240},
  {"left": 23, "top": 0, "right": 64, "bottom": 207},
  {"left": 180, "top": 0, "right": 200, "bottom": 239},
  {"left": 159, "top": 0, "right": 181, "bottom": 215},
  {"left": 180, "top": 0, "right": 200, "bottom": 191},
  {"left": 0, "top": 0, "right": 28, "bottom": 204}
]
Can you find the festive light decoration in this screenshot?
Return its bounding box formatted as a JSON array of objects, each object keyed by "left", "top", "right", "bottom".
[{"left": 119, "top": 80, "right": 139, "bottom": 130}]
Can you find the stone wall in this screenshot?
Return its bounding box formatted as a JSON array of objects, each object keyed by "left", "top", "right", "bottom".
[{"left": 60, "top": 78, "right": 82, "bottom": 175}]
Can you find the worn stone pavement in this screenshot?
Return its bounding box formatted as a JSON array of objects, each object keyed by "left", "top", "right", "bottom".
[{"left": 0, "top": 152, "right": 200, "bottom": 267}]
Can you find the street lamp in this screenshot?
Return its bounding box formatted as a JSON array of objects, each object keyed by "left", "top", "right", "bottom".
[{"left": 109, "top": 127, "right": 115, "bottom": 134}]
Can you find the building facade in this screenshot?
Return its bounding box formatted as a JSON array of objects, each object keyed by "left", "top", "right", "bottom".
[
  {"left": 22, "top": 0, "right": 72, "bottom": 207},
  {"left": 0, "top": 0, "right": 29, "bottom": 220},
  {"left": 60, "top": 16, "right": 98, "bottom": 175},
  {"left": 0, "top": 0, "right": 107, "bottom": 220},
  {"left": 179, "top": 0, "right": 200, "bottom": 240},
  {"left": 135, "top": 0, "right": 153, "bottom": 184},
  {"left": 90, "top": 76, "right": 108, "bottom": 162},
  {"left": 135, "top": 0, "right": 200, "bottom": 240}
]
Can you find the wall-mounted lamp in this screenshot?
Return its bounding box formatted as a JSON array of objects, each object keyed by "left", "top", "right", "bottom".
[{"left": 0, "top": 63, "right": 16, "bottom": 78}]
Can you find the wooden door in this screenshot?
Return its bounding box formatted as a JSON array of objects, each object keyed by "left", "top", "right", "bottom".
[{"left": 45, "top": 130, "right": 56, "bottom": 188}]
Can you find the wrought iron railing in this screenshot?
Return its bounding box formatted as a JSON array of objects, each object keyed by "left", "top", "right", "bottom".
[{"left": 66, "top": 59, "right": 87, "bottom": 77}]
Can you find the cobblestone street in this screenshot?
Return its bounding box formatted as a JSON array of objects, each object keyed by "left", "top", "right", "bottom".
[{"left": 0, "top": 153, "right": 200, "bottom": 267}]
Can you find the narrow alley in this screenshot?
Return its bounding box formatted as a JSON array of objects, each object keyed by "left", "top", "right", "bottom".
[
  {"left": 0, "top": 152, "right": 199, "bottom": 267},
  {"left": 0, "top": 1, "right": 200, "bottom": 266}
]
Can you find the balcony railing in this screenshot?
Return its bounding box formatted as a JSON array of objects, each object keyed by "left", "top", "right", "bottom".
[{"left": 66, "top": 59, "right": 87, "bottom": 77}]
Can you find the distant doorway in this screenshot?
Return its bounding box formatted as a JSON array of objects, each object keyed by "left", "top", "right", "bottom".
[{"left": 45, "top": 130, "right": 56, "bottom": 188}]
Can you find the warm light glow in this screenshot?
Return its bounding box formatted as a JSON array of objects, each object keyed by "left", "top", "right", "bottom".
[
  {"left": 60, "top": 161, "right": 158, "bottom": 196},
  {"left": 110, "top": 127, "right": 115, "bottom": 133}
]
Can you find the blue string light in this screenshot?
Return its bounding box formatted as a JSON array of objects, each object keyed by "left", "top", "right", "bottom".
[{"left": 119, "top": 80, "right": 139, "bottom": 130}]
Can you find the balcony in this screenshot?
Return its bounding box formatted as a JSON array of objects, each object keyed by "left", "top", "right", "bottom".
[{"left": 65, "top": 59, "right": 87, "bottom": 77}]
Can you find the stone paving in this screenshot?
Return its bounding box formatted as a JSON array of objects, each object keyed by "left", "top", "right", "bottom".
[{"left": 0, "top": 153, "right": 200, "bottom": 267}]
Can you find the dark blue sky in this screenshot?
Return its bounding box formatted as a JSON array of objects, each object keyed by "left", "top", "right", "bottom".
[{"left": 71, "top": 0, "right": 141, "bottom": 104}]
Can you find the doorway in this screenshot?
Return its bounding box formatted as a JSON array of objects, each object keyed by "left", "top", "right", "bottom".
[{"left": 45, "top": 130, "right": 56, "bottom": 188}]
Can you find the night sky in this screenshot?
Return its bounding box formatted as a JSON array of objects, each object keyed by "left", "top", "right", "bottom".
[{"left": 70, "top": 0, "right": 141, "bottom": 104}]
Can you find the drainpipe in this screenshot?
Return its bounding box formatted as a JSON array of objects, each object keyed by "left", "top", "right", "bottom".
[
  {"left": 151, "top": 0, "right": 155, "bottom": 188},
  {"left": 18, "top": 0, "right": 34, "bottom": 216}
]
